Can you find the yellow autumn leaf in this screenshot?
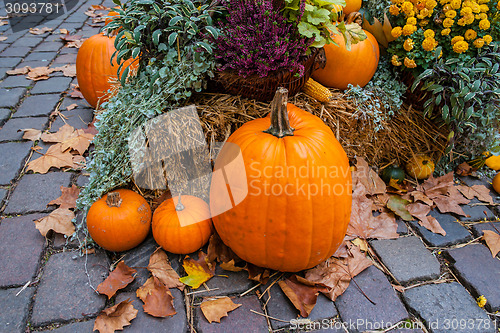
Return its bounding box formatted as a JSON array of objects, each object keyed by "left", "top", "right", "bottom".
[
  {"left": 477, "top": 295, "right": 487, "bottom": 308},
  {"left": 179, "top": 251, "right": 215, "bottom": 289}
]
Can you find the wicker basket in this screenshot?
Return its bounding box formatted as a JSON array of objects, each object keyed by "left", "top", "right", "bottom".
[{"left": 213, "top": 48, "right": 326, "bottom": 102}]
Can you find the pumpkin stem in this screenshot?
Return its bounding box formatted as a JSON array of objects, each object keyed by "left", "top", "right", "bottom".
[
  {"left": 175, "top": 194, "right": 185, "bottom": 211},
  {"left": 106, "top": 192, "right": 122, "bottom": 208},
  {"left": 264, "top": 87, "right": 295, "bottom": 138}
]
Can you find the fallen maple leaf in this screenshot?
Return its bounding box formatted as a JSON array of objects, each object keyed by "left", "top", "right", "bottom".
[
  {"left": 20, "top": 128, "right": 42, "bottom": 141},
  {"left": 142, "top": 277, "right": 177, "bottom": 318},
  {"left": 278, "top": 275, "right": 330, "bottom": 317},
  {"left": 41, "top": 124, "right": 76, "bottom": 143},
  {"left": 26, "top": 66, "right": 55, "bottom": 81},
  {"left": 407, "top": 202, "right": 446, "bottom": 236},
  {"left": 60, "top": 33, "right": 83, "bottom": 42},
  {"left": 94, "top": 299, "right": 138, "bottom": 333},
  {"left": 147, "top": 248, "right": 185, "bottom": 290},
  {"left": 59, "top": 28, "right": 69, "bottom": 34},
  {"left": 66, "top": 103, "right": 78, "bottom": 111},
  {"left": 409, "top": 190, "right": 434, "bottom": 206},
  {"left": 48, "top": 185, "right": 80, "bottom": 209},
  {"left": 246, "top": 263, "right": 270, "bottom": 284},
  {"left": 179, "top": 251, "right": 215, "bottom": 289},
  {"left": 351, "top": 238, "right": 369, "bottom": 252},
  {"left": 352, "top": 157, "right": 386, "bottom": 195},
  {"left": 72, "top": 155, "right": 86, "bottom": 169},
  {"left": 34, "top": 208, "right": 75, "bottom": 237},
  {"left": 207, "top": 232, "right": 240, "bottom": 265},
  {"left": 456, "top": 162, "right": 474, "bottom": 176},
  {"left": 305, "top": 245, "right": 372, "bottom": 301},
  {"left": 29, "top": 27, "right": 53, "bottom": 35},
  {"left": 7, "top": 66, "right": 30, "bottom": 75},
  {"left": 200, "top": 297, "right": 241, "bottom": 323},
  {"left": 53, "top": 64, "right": 76, "bottom": 77},
  {"left": 69, "top": 84, "right": 85, "bottom": 98},
  {"left": 386, "top": 195, "right": 413, "bottom": 221},
  {"left": 97, "top": 261, "right": 137, "bottom": 299},
  {"left": 456, "top": 185, "right": 494, "bottom": 205},
  {"left": 483, "top": 230, "right": 500, "bottom": 257},
  {"left": 65, "top": 39, "right": 85, "bottom": 48},
  {"left": 432, "top": 186, "right": 469, "bottom": 216},
  {"left": 61, "top": 129, "right": 94, "bottom": 155},
  {"left": 27, "top": 143, "right": 75, "bottom": 174}
]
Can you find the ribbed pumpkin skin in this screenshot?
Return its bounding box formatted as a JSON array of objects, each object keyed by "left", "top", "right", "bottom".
[
  {"left": 87, "top": 189, "right": 151, "bottom": 252},
  {"left": 493, "top": 173, "right": 500, "bottom": 194},
  {"left": 343, "top": 0, "right": 362, "bottom": 14},
  {"left": 152, "top": 196, "right": 213, "bottom": 254},
  {"left": 76, "top": 33, "right": 136, "bottom": 108},
  {"left": 312, "top": 31, "right": 379, "bottom": 89},
  {"left": 210, "top": 103, "right": 352, "bottom": 272}
]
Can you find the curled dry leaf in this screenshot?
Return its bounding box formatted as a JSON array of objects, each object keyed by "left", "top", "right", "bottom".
[
  {"left": 409, "top": 191, "right": 434, "bottom": 206},
  {"left": 72, "top": 155, "right": 86, "bottom": 169},
  {"left": 20, "top": 128, "right": 41, "bottom": 141},
  {"left": 34, "top": 208, "right": 75, "bottom": 237},
  {"left": 407, "top": 202, "right": 446, "bottom": 236},
  {"left": 200, "top": 297, "right": 241, "bottom": 323},
  {"left": 59, "top": 28, "right": 69, "bottom": 34},
  {"left": 142, "top": 277, "right": 176, "bottom": 318},
  {"left": 7, "top": 66, "right": 30, "bottom": 75},
  {"left": 351, "top": 238, "right": 368, "bottom": 252},
  {"left": 69, "top": 84, "right": 85, "bottom": 99},
  {"left": 66, "top": 103, "right": 78, "bottom": 111},
  {"left": 432, "top": 187, "right": 469, "bottom": 216},
  {"left": 94, "top": 299, "right": 138, "bottom": 333},
  {"left": 386, "top": 195, "right": 413, "bottom": 221},
  {"left": 26, "top": 66, "right": 54, "bottom": 81},
  {"left": 179, "top": 251, "right": 215, "bottom": 289},
  {"left": 61, "top": 129, "right": 94, "bottom": 155},
  {"left": 352, "top": 157, "right": 386, "bottom": 196},
  {"left": 29, "top": 27, "right": 53, "bottom": 35},
  {"left": 456, "top": 185, "right": 494, "bottom": 205},
  {"left": 483, "top": 230, "right": 500, "bottom": 257},
  {"left": 305, "top": 245, "right": 372, "bottom": 301},
  {"left": 48, "top": 185, "right": 80, "bottom": 209},
  {"left": 52, "top": 64, "right": 77, "bottom": 77},
  {"left": 41, "top": 124, "right": 76, "bottom": 143},
  {"left": 27, "top": 143, "right": 75, "bottom": 174},
  {"left": 60, "top": 33, "right": 83, "bottom": 42},
  {"left": 147, "top": 248, "right": 184, "bottom": 290},
  {"left": 456, "top": 162, "right": 474, "bottom": 176},
  {"left": 278, "top": 275, "right": 330, "bottom": 317},
  {"left": 207, "top": 232, "right": 240, "bottom": 266},
  {"left": 97, "top": 261, "right": 136, "bottom": 298},
  {"left": 246, "top": 263, "right": 270, "bottom": 285}
]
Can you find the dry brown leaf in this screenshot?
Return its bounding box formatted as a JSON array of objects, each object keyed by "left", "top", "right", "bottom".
[
  {"left": 29, "top": 27, "right": 53, "bottom": 35},
  {"left": 409, "top": 190, "right": 434, "bottom": 206},
  {"left": 97, "top": 261, "right": 137, "bottom": 299},
  {"left": 351, "top": 238, "right": 368, "bottom": 252},
  {"left": 65, "top": 39, "right": 85, "bottom": 48},
  {"left": 72, "top": 155, "right": 86, "bottom": 169},
  {"left": 352, "top": 157, "right": 386, "bottom": 195},
  {"left": 94, "top": 299, "right": 137, "bottom": 333},
  {"left": 332, "top": 240, "right": 349, "bottom": 258},
  {"left": 278, "top": 275, "right": 330, "bottom": 317},
  {"left": 246, "top": 263, "right": 270, "bottom": 284},
  {"left": 219, "top": 259, "right": 245, "bottom": 272},
  {"left": 305, "top": 245, "right": 372, "bottom": 301},
  {"left": 362, "top": 16, "right": 388, "bottom": 47},
  {"left": 48, "top": 185, "right": 80, "bottom": 209},
  {"left": 200, "top": 297, "right": 241, "bottom": 323},
  {"left": 179, "top": 251, "right": 215, "bottom": 289},
  {"left": 456, "top": 162, "right": 474, "bottom": 176},
  {"left": 0, "top": 36, "right": 7, "bottom": 41},
  {"left": 66, "top": 103, "right": 78, "bottom": 111},
  {"left": 61, "top": 129, "right": 94, "bottom": 155},
  {"left": 41, "top": 124, "right": 76, "bottom": 143},
  {"left": 69, "top": 84, "right": 85, "bottom": 98},
  {"left": 26, "top": 66, "right": 55, "bottom": 81},
  {"left": 147, "top": 248, "right": 185, "bottom": 290},
  {"left": 407, "top": 202, "right": 446, "bottom": 236},
  {"left": 421, "top": 172, "right": 454, "bottom": 197},
  {"left": 136, "top": 277, "right": 155, "bottom": 302},
  {"left": 27, "top": 143, "right": 75, "bottom": 174},
  {"left": 53, "top": 64, "right": 76, "bottom": 77},
  {"left": 7, "top": 66, "right": 30, "bottom": 75},
  {"left": 456, "top": 185, "right": 494, "bottom": 205},
  {"left": 432, "top": 187, "right": 469, "bottom": 216},
  {"left": 91, "top": 4, "right": 108, "bottom": 10},
  {"left": 0, "top": 20, "right": 8, "bottom": 27},
  {"left": 84, "top": 119, "right": 99, "bottom": 135},
  {"left": 142, "top": 277, "right": 177, "bottom": 318},
  {"left": 207, "top": 232, "right": 240, "bottom": 265},
  {"left": 59, "top": 28, "right": 69, "bottom": 34},
  {"left": 20, "top": 128, "right": 42, "bottom": 141},
  {"left": 34, "top": 208, "right": 75, "bottom": 237},
  {"left": 483, "top": 230, "right": 500, "bottom": 257},
  {"left": 60, "top": 33, "right": 83, "bottom": 42}
]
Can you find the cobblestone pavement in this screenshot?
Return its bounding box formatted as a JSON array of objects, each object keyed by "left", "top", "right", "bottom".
[{"left": 0, "top": 1, "right": 499, "bottom": 332}]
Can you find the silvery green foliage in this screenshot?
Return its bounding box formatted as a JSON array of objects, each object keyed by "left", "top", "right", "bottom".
[{"left": 345, "top": 56, "right": 407, "bottom": 132}]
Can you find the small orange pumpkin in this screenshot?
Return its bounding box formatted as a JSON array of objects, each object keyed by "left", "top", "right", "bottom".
[
  {"left": 104, "top": 8, "right": 119, "bottom": 26},
  {"left": 485, "top": 154, "right": 500, "bottom": 171},
  {"left": 152, "top": 195, "right": 213, "bottom": 254},
  {"left": 312, "top": 30, "right": 380, "bottom": 89},
  {"left": 343, "top": 0, "right": 362, "bottom": 14},
  {"left": 87, "top": 189, "right": 152, "bottom": 252},
  {"left": 493, "top": 172, "right": 500, "bottom": 194},
  {"left": 76, "top": 33, "right": 137, "bottom": 109},
  {"left": 406, "top": 155, "right": 435, "bottom": 180}
]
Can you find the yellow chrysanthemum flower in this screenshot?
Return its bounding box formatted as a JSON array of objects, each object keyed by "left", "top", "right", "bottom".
[
  {"left": 426, "top": 0, "right": 437, "bottom": 8},
  {"left": 453, "top": 40, "right": 469, "bottom": 53},
  {"left": 479, "top": 19, "right": 490, "bottom": 29},
  {"left": 441, "top": 28, "right": 451, "bottom": 34},
  {"left": 471, "top": 3, "right": 481, "bottom": 12},
  {"left": 422, "top": 37, "right": 436, "bottom": 50},
  {"left": 407, "top": 17, "right": 418, "bottom": 25},
  {"left": 478, "top": 0, "right": 489, "bottom": 3},
  {"left": 457, "top": 17, "right": 467, "bottom": 25},
  {"left": 462, "top": 0, "right": 472, "bottom": 7},
  {"left": 477, "top": 295, "right": 487, "bottom": 308},
  {"left": 419, "top": 19, "right": 430, "bottom": 26},
  {"left": 450, "top": 0, "right": 461, "bottom": 8},
  {"left": 443, "top": 3, "right": 452, "bottom": 10},
  {"left": 461, "top": 7, "right": 473, "bottom": 14},
  {"left": 423, "top": 29, "right": 435, "bottom": 37},
  {"left": 443, "top": 17, "right": 455, "bottom": 27},
  {"left": 389, "top": 5, "right": 401, "bottom": 15},
  {"left": 391, "top": 55, "right": 402, "bottom": 66},
  {"left": 445, "top": 9, "right": 457, "bottom": 17},
  {"left": 479, "top": 4, "right": 489, "bottom": 11},
  {"left": 391, "top": 26, "right": 403, "bottom": 37},
  {"left": 473, "top": 38, "right": 485, "bottom": 47},
  {"left": 465, "top": 14, "right": 475, "bottom": 24},
  {"left": 451, "top": 35, "right": 465, "bottom": 44},
  {"left": 420, "top": 8, "right": 430, "bottom": 16},
  {"left": 404, "top": 57, "right": 417, "bottom": 68},
  {"left": 478, "top": 12, "right": 488, "bottom": 19},
  {"left": 402, "top": 1, "right": 414, "bottom": 12},
  {"left": 404, "top": 38, "right": 415, "bottom": 50},
  {"left": 483, "top": 34, "right": 492, "bottom": 43},
  {"left": 465, "top": 29, "right": 477, "bottom": 40},
  {"left": 403, "top": 24, "right": 417, "bottom": 35}
]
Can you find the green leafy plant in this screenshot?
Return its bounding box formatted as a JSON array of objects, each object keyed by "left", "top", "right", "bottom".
[{"left": 412, "top": 44, "right": 500, "bottom": 170}]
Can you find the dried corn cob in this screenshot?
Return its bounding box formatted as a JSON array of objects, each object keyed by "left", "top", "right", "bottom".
[{"left": 302, "top": 78, "right": 333, "bottom": 103}]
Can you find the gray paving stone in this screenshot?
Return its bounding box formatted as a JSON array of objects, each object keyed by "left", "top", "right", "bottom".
[
  {"left": 0, "top": 56, "right": 22, "bottom": 68},
  {"left": 0, "top": 46, "right": 31, "bottom": 57},
  {"left": 0, "top": 107, "right": 9, "bottom": 123},
  {"left": 0, "top": 116, "right": 48, "bottom": 141},
  {"left": 335, "top": 266, "right": 409, "bottom": 332},
  {"left": 204, "top": 265, "right": 256, "bottom": 297},
  {"left": 23, "top": 51, "right": 58, "bottom": 62},
  {"left": 370, "top": 236, "right": 440, "bottom": 284},
  {"left": 115, "top": 289, "right": 187, "bottom": 332},
  {"left": 38, "top": 320, "right": 95, "bottom": 333},
  {"left": 59, "top": 47, "right": 79, "bottom": 54},
  {"left": 0, "top": 87, "right": 26, "bottom": 107},
  {"left": 52, "top": 53, "right": 77, "bottom": 65},
  {"left": 0, "top": 75, "right": 32, "bottom": 88},
  {"left": 447, "top": 244, "right": 500, "bottom": 311},
  {"left": 0, "top": 213, "right": 45, "bottom": 287},
  {"left": 0, "top": 287, "right": 35, "bottom": 333},
  {"left": 33, "top": 41, "right": 64, "bottom": 52},
  {"left": 459, "top": 198, "right": 495, "bottom": 222},
  {"left": 0, "top": 141, "right": 32, "bottom": 185},
  {"left": 409, "top": 209, "right": 472, "bottom": 247},
  {"left": 30, "top": 77, "right": 72, "bottom": 94},
  {"left": 403, "top": 282, "right": 495, "bottom": 333},
  {"left": 31, "top": 251, "right": 108, "bottom": 326},
  {"left": 397, "top": 218, "right": 409, "bottom": 235},
  {"left": 60, "top": 96, "right": 89, "bottom": 109},
  {"left": 196, "top": 295, "right": 268, "bottom": 333},
  {"left": 471, "top": 221, "right": 500, "bottom": 237},
  {"left": 0, "top": 67, "right": 8, "bottom": 80},
  {"left": 297, "top": 321, "right": 346, "bottom": 333},
  {"left": 50, "top": 108, "right": 93, "bottom": 131},
  {"left": 261, "top": 282, "right": 337, "bottom": 330},
  {"left": 11, "top": 37, "right": 42, "bottom": 48},
  {"left": 4, "top": 172, "right": 72, "bottom": 214},
  {"left": 19, "top": 60, "right": 51, "bottom": 68},
  {"left": 76, "top": 174, "right": 89, "bottom": 187},
  {"left": 13, "top": 93, "right": 60, "bottom": 117},
  {"left": 0, "top": 187, "right": 6, "bottom": 204}
]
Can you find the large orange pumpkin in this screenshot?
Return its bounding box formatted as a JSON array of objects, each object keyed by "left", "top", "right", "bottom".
[
  {"left": 87, "top": 189, "right": 152, "bottom": 252},
  {"left": 210, "top": 88, "right": 352, "bottom": 272},
  {"left": 76, "top": 33, "right": 137, "bottom": 109},
  {"left": 343, "top": 0, "right": 362, "bottom": 14},
  {"left": 152, "top": 195, "right": 213, "bottom": 254},
  {"left": 312, "top": 30, "right": 379, "bottom": 89}
]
